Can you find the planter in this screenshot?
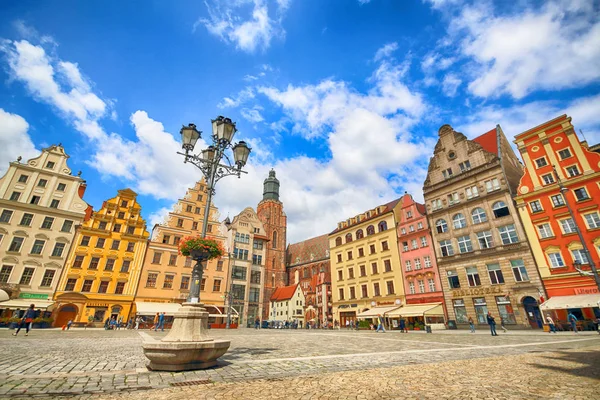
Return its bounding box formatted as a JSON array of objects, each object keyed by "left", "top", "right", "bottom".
[{"left": 190, "top": 249, "right": 210, "bottom": 261}]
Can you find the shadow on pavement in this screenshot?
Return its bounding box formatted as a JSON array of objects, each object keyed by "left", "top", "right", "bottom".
[
  {"left": 220, "top": 347, "right": 278, "bottom": 361},
  {"left": 531, "top": 349, "right": 600, "bottom": 381}
]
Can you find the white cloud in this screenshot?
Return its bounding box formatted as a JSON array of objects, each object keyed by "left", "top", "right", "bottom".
[
  {"left": 0, "top": 109, "right": 38, "bottom": 176},
  {"left": 373, "top": 42, "right": 398, "bottom": 62},
  {"left": 441, "top": 73, "right": 461, "bottom": 97},
  {"left": 218, "top": 87, "right": 255, "bottom": 108},
  {"left": 196, "top": 0, "right": 290, "bottom": 53},
  {"left": 240, "top": 106, "right": 264, "bottom": 123}
]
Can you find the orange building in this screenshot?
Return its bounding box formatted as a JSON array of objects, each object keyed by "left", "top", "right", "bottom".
[{"left": 514, "top": 115, "right": 600, "bottom": 327}]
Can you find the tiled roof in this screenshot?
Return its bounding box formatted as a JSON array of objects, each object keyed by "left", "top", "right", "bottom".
[
  {"left": 473, "top": 128, "right": 498, "bottom": 156},
  {"left": 329, "top": 197, "right": 402, "bottom": 234},
  {"left": 287, "top": 233, "right": 330, "bottom": 267},
  {"left": 270, "top": 284, "right": 299, "bottom": 301}
]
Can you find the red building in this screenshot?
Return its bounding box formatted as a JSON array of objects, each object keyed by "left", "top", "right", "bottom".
[{"left": 514, "top": 115, "right": 600, "bottom": 326}]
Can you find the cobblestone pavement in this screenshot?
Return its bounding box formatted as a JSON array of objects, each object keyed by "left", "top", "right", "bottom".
[{"left": 0, "top": 328, "right": 598, "bottom": 399}]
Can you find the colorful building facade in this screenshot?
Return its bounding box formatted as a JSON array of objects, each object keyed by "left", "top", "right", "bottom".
[
  {"left": 269, "top": 283, "right": 305, "bottom": 323},
  {"left": 514, "top": 115, "right": 600, "bottom": 324},
  {"left": 53, "top": 189, "right": 149, "bottom": 327}
]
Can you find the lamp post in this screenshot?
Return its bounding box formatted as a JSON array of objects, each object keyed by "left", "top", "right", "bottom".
[
  {"left": 179, "top": 117, "right": 251, "bottom": 304},
  {"left": 552, "top": 166, "right": 600, "bottom": 292}
]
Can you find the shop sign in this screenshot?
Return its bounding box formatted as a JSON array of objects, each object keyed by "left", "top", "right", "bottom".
[
  {"left": 574, "top": 287, "right": 599, "bottom": 295},
  {"left": 452, "top": 286, "right": 502, "bottom": 298},
  {"left": 18, "top": 293, "right": 48, "bottom": 299},
  {"left": 87, "top": 303, "right": 109, "bottom": 307}
]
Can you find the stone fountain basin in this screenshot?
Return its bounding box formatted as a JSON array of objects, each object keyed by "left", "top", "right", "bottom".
[{"left": 143, "top": 339, "right": 231, "bottom": 371}]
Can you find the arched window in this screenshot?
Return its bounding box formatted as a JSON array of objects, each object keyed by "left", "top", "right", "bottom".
[
  {"left": 303, "top": 268, "right": 309, "bottom": 278},
  {"left": 356, "top": 229, "right": 364, "bottom": 239},
  {"left": 272, "top": 231, "right": 277, "bottom": 248},
  {"left": 435, "top": 219, "right": 448, "bottom": 234},
  {"left": 471, "top": 208, "right": 487, "bottom": 224},
  {"left": 335, "top": 237, "right": 342, "bottom": 246},
  {"left": 345, "top": 233, "right": 353, "bottom": 243},
  {"left": 366, "top": 225, "right": 375, "bottom": 235},
  {"left": 378, "top": 221, "right": 388, "bottom": 232},
  {"left": 452, "top": 213, "right": 467, "bottom": 229},
  {"left": 492, "top": 201, "right": 510, "bottom": 218},
  {"left": 312, "top": 267, "right": 316, "bottom": 275}
]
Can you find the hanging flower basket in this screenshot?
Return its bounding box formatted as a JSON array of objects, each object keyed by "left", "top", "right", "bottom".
[{"left": 179, "top": 236, "right": 225, "bottom": 260}]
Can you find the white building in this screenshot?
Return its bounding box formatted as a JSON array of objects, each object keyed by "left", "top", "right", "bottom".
[{"left": 269, "top": 283, "right": 305, "bottom": 322}]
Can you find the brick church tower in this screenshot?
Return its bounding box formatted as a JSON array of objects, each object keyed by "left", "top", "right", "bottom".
[{"left": 257, "top": 169, "right": 287, "bottom": 320}]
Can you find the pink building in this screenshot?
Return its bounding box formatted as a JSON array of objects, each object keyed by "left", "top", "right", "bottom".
[{"left": 397, "top": 193, "right": 445, "bottom": 306}]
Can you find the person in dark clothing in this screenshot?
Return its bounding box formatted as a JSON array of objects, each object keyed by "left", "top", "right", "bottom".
[
  {"left": 13, "top": 304, "right": 35, "bottom": 336},
  {"left": 487, "top": 312, "right": 498, "bottom": 336}
]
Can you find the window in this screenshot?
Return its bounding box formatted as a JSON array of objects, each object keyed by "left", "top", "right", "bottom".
[
  {"left": 386, "top": 280, "right": 395, "bottom": 295},
  {"left": 65, "top": 278, "right": 77, "bottom": 291},
  {"left": 466, "top": 267, "right": 481, "bottom": 287},
  {"left": 366, "top": 225, "right": 376, "bottom": 236},
  {"left": 447, "top": 270, "right": 460, "bottom": 288},
  {"left": 50, "top": 199, "right": 60, "bottom": 209},
  {"left": 249, "top": 287, "right": 260, "bottom": 302},
  {"left": 406, "top": 211, "right": 413, "bottom": 220},
  {"left": 176, "top": 218, "right": 184, "bottom": 228},
  {"left": 20, "top": 213, "right": 33, "bottom": 226},
  {"left": 127, "top": 226, "right": 135, "bottom": 234},
  {"left": 559, "top": 218, "right": 577, "bottom": 234},
  {"left": 548, "top": 252, "right": 565, "bottom": 268},
  {"left": 378, "top": 221, "right": 388, "bottom": 232},
  {"left": 121, "top": 260, "right": 131, "bottom": 273},
  {"left": 96, "top": 238, "right": 105, "bottom": 248},
  {"left": 466, "top": 186, "right": 479, "bottom": 199},
  {"left": 476, "top": 231, "right": 493, "bottom": 249},
  {"left": 18, "top": 174, "right": 28, "bottom": 183},
  {"left": 338, "top": 288, "right": 344, "bottom": 300},
  {"left": 115, "top": 282, "right": 125, "bottom": 294},
  {"left": 417, "top": 222, "right": 423, "bottom": 229},
  {"left": 112, "top": 223, "right": 121, "bottom": 233},
  {"left": 414, "top": 258, "right": 422, "bottom": 270},
  {"left": 409, "top": 281, "right": 415, "bottom": 294},
  {"left": 537, "top": 223, "right": 553, "bottom": 239},
  {"left": 73, "top": 255, "right": 84, "bottom": 268},
  {"left": 250, "top": 270, "right": 261, "bottom": 284},
  {"left": 52, "top": 242, "right": 65, "bottom": 257},
  {"left": 37, "top": 179, "right": 48, "bottom": 187},
  {"left": 9, "top": 237, "right": 24, "bottom": 252},
  {"left": 105, "top": 259, "right": 115, "bottom": 271},
  {"left": 19, "top": 267, "right": 35, "bottom": 285},
  {"left": 428, "top": 278, "right": 436, "bottom": 292},
  {"left": 359, "top": 284, "right": 368, "bottom": 298},
  {"left": 574, "top": 187, "right": 589, "bottom": 201},
  {"left": 39, "top": 269, "right": 55, "bottom": 287},
  {"left": 120, "top": 200, "right": 128, "bottom": 207},
  {"left": 485, "top": 178, "right": 500, "bottom": 192},
  {"left": 146, "top": 273, "right": 158, "bottom": 288},
  {"left": 584, "top": 212, "right": 600, "bottom": 229},
  {"left": 10, "top": 191, "right": 21, "bottom": 201},
  {"left": 0, "top": 210, "right": 13, "bottom": 223},
  {"left": 405, "top": 260, "right": 412, "bottom": 271},
  {"left": 98, "top": 281, "right": 109, "bottom": 293},
  {"left": 418, "top": 280, "right": 425, "bottom": 293},
  {"left": 41, "top": 216, "right": 54, "bottom": 229},
  {"left": 453, "top": 213, "right": 467, "bottom": 229},
  {"left": 373, "top": 282, "right": 381, "bottom": 296},
  {"left": 371, "top": 262, "right": 378, "bottom": 274},
  {"left": 45, "top": 161, "right": 55, "bottom": 169},
  {"left": 337, "top": 254, "right": 342, "bottom": 263},
  {"left": 191, "top": 221, "right": 198, "bottom": 230},
  {"left": 439, "top": 240, "right": 454, "bottom": 256},
  {"left": 89, "top": 257, "right": 100, "bottom": 270},
  {"left": 511, "top": 259, "right": 529, "bottom": 282},
  {"left": 551, "top": 194, "right": 565, "bottom": 207},
  {"left": 168, "top": 254, "right": 177, "bottom": 266},
  {"left": 529, "top": 200, "right": 543, "bottom": 213},
  {"left": 436, "top": 219, "right": 448, "bottom": 233},
  {"left": 492, "top": 201, "right": 510, "bottom": 218},
  {"left": 402, "top": 241, "right": 408, "bottom": 252},
  {"left": 360, "top": 265, "right": 366, "bottom": 277},
  {"left": 152, "top": 252, "right": 162, "bottom": 264},
  {"left": 473, "top": 298, "right": 488, "bottom": 324},
  {"left": 535, "top": 157, "right": 547, "bottom": 168},
  {"left": 431, "top": 199, "right": 442, "bottom": 210},
  {"left": 358, "top": 248, "right": 364, "bottom": 257},
  {"left": 499, "top": 225, "right": 518, "bottom": 244},
  {"left": 161, "top": 235, "right": 171, "bottom": 245},
  {"left": 453, "top": 299, "right": 468, "bottom": 323},
  {"left": 459, "top": 160, "right": 471, "bottom": 172},
  {"left": 126, "top": 242, "right": 135, "bottom": 252},
  {"left": 420, "top": 236, "right": 427, "bottom": 247},
  {"left": 487, "top": 263, "right": 504, "bottom": 284},
  {"left": 447, "top": 192, "right": 459, "bottom": 205},
  {"left": 232, "top": 266, "right": 247, "bottom": 280},
  {"left": 81, "top": 279, "right": 93, "bottom": 292},
  {"left": 384, "top": 260, "right": 392, "bottom": 272},
  {"left": 30, "top": 196, "right": 40, "bottom": 205},
  {"left": 335, "top": 237, "right": 342, "bottom": 246},
  {"left": 230, "top": 283, "right": 243, "bottom": 299},
  {"left": 109, "top": 240, "right": 120, "bottom": 251},
  {"left": 411, "top": 239, "right": 418, "bottom": 249},
  {"left": 80, "top": 235, "right": 90, "bottom": 246},
  {"left": 347, "top": 250, "right": 353, "bottom": 260},
  {"left": 272, "top": 231, "right": 277, "bottom": 248},
  {"left": 424, "top": 256, "right": 432, "bottom": 268},
  {"left": 572, "top": 249, "right": 589, "bottom": 264},
  {"left": 57, "top": 183, "right": 66, "bottom": 191},
  {"left": 349, "top": 287, "right": 356, "bottom": 299},
  {"left": 0, "top": 265, "right": 13, "bottom": 283},
  {"left": 61, "top": 220, "right": 73, "bottom": 232},
  {"left": 180, "top": 276, "right": 190, "bottom": 290},
  {"left": 558, "top": 148, "right": 572, "bottom": 159},
  {"left": 338, "top": 270, "right": 343, "bottom": 281},
  {"left": 457, "top": 235, "right": 473, "bottom": 253},
  {"left": 348, "top": 267, "right": 355, "bottom": 279},
  {"left": 162, "top": 274, "right": 174, "bottom": 289},
  {"left": 253, "top": 240, "right": 263, "bottom": 250},
  {"left": 442, "top": 168, "right": 453, "bottom": 179},
  {"left": 541, "top": 173, "right": 555, "bottom": 185},
  {"left": 565, "top": 165, "right": 580, "bottom": 177}
]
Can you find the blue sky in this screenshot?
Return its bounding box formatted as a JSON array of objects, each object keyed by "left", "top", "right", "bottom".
[{"left": 1, "top": 0, "right": 599, "bottom": 243}]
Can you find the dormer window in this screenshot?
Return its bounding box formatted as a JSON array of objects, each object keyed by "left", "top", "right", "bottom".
[
  {"left": 442, "top": 168, "right": 453, "bottom": 179},
  {"left": 45, "top": 161, "right": 55, "bottom": 169},
  {"left": 459, "top": 161, "right": 471, "bottom": 172}
]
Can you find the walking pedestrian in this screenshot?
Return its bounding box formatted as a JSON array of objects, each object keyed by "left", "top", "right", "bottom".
[
  {"left": 500, "top": 317, "right": 508, "bottom": 333},
  {"left": 135, "top": 316, "right": 141, "bottom": 330},
  {"left": 110, "top": 316, "right": 117, "bottom": 330},
  {"left": 13, "top": 304, "right": 35, "bottom": 336},
  {"left": 334, "top": 320, "right": 340, "bottom": 330},
  {"left": 254, "top": 317, "right": 260, "bottom": 329},
  {"left": 152, "top": 312, "right": 159, "bottom": 331},
  {"left": 487, "top": 312, "right": 498, "bottom": 336},
  {"left": 104, "top": 317, "right": 110, "bottom": 330},
  {"left": 399, "top": 317, "right": 406, "bottom": 333},
  {"left": 468, "top": 316, "right": 475, "bottom": 333},
  {"left": 376, "top": 314, "right": 386, "bottom": 333},
  {"left": 546, "top": 315, "right": 557, "bottom": 333},
  {"left": 595, "top": 317, "right": 600, "bottom": 335},
  {"left": 67, "top": 319, "right": 73, "bottom": 330},
  {"left": 355, "top": 319, "right": 360, "bottom": 331},
  {"left": 567, "top": 312, "right": 578, "bottom": 333},
  {"left": 158, "top": 312, "right": 165, "bottom": 332}
]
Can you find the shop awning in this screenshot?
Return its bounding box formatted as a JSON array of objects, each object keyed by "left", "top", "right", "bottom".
[
  {"left": 356, "top": 306, "right": 401, "bottom": 318},
  {"left": 204, "top": 304, "right": 239, "bottom": 318},
  {"left": 387, "top": 303, "right": 444, "bottom": 317},
  {"left": 539, "top": 294, "right": 600, "bottom": 310},
  {"left": 135, "top": 302, "right": 182, "bottom": 316},
  {"left": 0, "top": 299, "right": 55, "bottom": 309}
]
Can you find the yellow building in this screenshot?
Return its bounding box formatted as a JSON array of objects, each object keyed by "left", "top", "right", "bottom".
[
  {"left": 329, "top": 198, "right": 406, "bottom": 326},
  {"left": 53, "top": 189, "right": 149, "bottom": 327}
]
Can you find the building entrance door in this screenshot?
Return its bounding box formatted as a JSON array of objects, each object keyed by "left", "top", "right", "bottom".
[
  {"left": 55, "top": 304, "right": 78, "bottom": 327},
  {"left": 522, "top": 296, "right": 543, "bottom": 328}
]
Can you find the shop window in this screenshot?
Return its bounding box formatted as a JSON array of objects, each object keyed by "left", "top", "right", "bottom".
[
  {"left": 473, "top": 298, "right": 488, "bottom": 324},
  {"left": 453, "top": 299, "right": 468, "bottom": 324},
  {"left": 496, "top": 296, "right": 516, "bottom": 324}
]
